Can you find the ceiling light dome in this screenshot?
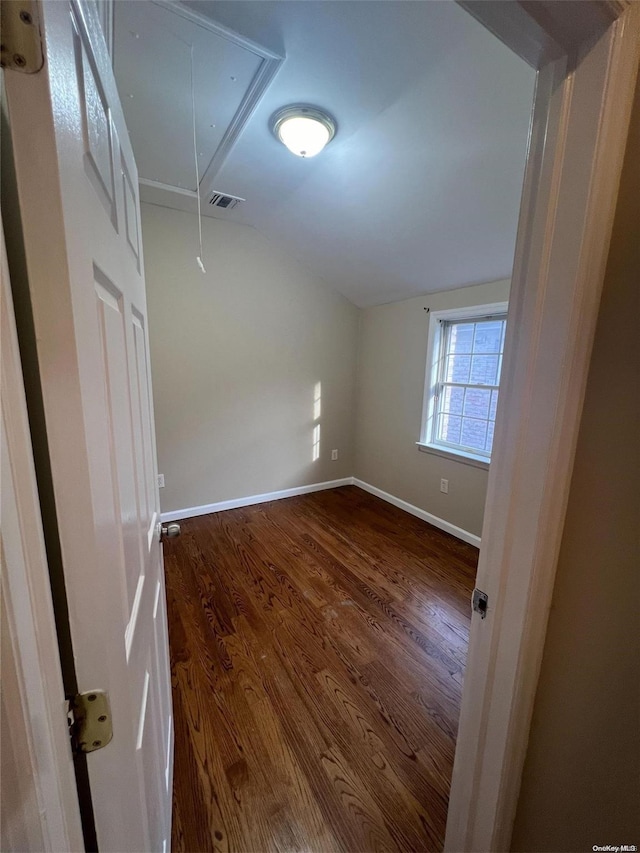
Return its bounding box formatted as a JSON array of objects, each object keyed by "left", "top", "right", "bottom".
[{"left": 271, "top": 105, "right": 336, "bottom": 158}]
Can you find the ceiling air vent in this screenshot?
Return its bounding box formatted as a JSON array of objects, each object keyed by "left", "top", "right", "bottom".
[{"left": 208, "top": 191, "right": 245, "bottom": 210}]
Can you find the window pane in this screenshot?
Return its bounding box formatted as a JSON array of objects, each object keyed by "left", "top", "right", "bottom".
[
  {"left": 473, "top": 321, "right": 503, "bottom": 353},
  {"left": 439, "top": 414, "right": 461, "bottom": 444},
  {"left": 463, "top": 387, "right": 490, "bottom": 420},
  {"left": 449, "top": 323, "right": 474, "bottom": 354},
  {"left": 461, "top": 417, "right": 487, "bottom": 451},
  {"left": 441, "top": 385, "right": 464, "bottom": 415},
  {"left": 446, "top": 354, "right": 471, "bottom": 383},
  {"left": 470, "top": 354, "right": 499, "bottom": 385}
]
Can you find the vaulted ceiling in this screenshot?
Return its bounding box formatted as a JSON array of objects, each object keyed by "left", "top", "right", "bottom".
[{"left": 114, "top": 1, "right": 535, "bottom": 306}]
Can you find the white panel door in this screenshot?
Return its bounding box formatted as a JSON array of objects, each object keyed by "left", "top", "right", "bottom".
[{"left": 4, "top": 2, "right": 173, "bottom": 850}]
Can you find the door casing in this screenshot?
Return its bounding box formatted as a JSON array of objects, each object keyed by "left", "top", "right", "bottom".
[
  {"left": 446, "top": 2, "right": 640, "bottom": 850},
  {"left": 1, "top": 212, "right": 84, "bottom": 851}
]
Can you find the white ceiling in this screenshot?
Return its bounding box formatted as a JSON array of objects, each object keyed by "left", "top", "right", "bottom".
[{"left": 114, "top": 1, "right": 536, "bottom": 307}]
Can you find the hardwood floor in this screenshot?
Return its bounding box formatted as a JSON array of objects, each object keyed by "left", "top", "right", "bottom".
[{"left": 163, "top": 485, "right": 478, "bottom": 853}]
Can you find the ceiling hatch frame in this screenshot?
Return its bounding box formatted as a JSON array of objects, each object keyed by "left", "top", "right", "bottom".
[{"left": 137, "top": 0, "right": 284, "bottom": 211}]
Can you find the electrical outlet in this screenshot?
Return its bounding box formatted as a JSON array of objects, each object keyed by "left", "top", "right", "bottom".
[
  {"left": 331, "top": 449, "right": 339, "bottom": 461},
  {"left": 440, "top": 478, "right": 449, "bottom": 494},
  {"left": 157, "top": 474, "right": 165, "bottom": 488}
]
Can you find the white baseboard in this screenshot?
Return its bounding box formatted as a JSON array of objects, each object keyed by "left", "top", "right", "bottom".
[
  {"left": 160, "top": 478, "right": 354, "bottom": 522},
  {"left": 163, "top": 475, "right": 480, "bottom": 547},
  {"left": 352, "top": 478, "right": 481, "bottom": 548}
]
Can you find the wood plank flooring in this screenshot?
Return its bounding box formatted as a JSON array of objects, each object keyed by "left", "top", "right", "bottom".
[{"left": 163, "top": 485, "right": 478, "bottom": 853}]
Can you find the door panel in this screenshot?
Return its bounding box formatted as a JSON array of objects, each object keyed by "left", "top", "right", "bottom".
[{"left": 4, "top": 2, "right": 172, "bottom": 849}]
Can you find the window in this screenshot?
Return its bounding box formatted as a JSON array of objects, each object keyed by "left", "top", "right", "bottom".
[{"left": 419, "top": 303, "right": 508, "bottom": 466}]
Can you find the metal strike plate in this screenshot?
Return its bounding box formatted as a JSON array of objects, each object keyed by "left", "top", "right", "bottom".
[
  {"left": 70, "top": 690, "right": 113, "bottom": 753},
  {"left": 0, "top": 1, "right": 44, "bottom": 73},
  {"left": 472, "top": 588, "right": 489, "bottom": 619}
]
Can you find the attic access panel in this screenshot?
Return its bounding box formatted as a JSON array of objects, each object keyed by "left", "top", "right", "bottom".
[{"left": 113, "top": 1, "right": 268, "bottom": 193}]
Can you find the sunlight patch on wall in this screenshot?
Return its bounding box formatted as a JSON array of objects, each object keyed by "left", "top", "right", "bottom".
[
  {"left": 314, "top": 381, "right": 322, "bottom": 420},
  {"left": 312, "top": 382, "right": 321, "bottom": 461}
]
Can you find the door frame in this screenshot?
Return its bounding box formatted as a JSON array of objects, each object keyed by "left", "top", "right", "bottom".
[
  {"left": 1, "top": 213, "right": 84, "bottom": 851},
  {"left": 446, "top": 2, "right": 640, "bottom": 850}
]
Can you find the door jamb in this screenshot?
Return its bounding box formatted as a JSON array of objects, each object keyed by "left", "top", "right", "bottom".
[
  {"left": 446, "top": 2, "right": 639, "bottom": 850},
  {"left": 1, "top": 214, "right": 85, "bottom": 852}
]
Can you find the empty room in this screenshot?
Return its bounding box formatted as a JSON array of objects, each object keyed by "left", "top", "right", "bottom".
[
  {"left": 119, "top": 1, "right": 531, "bottom": 849},
  {"left": 2, "top": 1, "right": 638, "bottom": 852}
]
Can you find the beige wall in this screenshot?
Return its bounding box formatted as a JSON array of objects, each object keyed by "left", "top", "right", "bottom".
[
  {"left": 354, "top": 279, "right": 510, "bottom": 537},
  {"left": 511, "top": 71, "right": 640, "bottom": 852},
  {"left": 142, "top": 200, "right": 507, "bottom": 534},
  {"left": 141, "top": 204, "right": 359, "bottom": 514}
]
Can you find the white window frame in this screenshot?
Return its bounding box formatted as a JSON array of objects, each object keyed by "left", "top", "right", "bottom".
[{"left": 418, "top": 302, "right": 509, "bottom": 469}]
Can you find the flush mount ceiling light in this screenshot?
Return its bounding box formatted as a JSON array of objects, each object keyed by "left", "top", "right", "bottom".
[{"left": 271, "top": 105, "right": 336, "bottom": 158}]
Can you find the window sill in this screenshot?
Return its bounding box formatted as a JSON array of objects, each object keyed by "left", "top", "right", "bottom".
[{"left": 416, "top": 442, "right": 490, "bottom": 470}]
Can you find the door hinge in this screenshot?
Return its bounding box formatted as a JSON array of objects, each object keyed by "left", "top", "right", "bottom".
[
  {"left": 0, "top": 1, "right": 44, "bottom": 74},
  {"left": 67, "top": 690, "right": 113, "bottom": 754},
  {"left": 472, "top": 588, "right": 489, "bottom": 619}
]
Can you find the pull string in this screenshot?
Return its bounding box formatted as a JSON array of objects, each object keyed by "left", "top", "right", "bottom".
[
  {"left": 189, "top": 43, "right": 206, "bottom": 273},
  {"left": 152, "top": 26, "right": 206, "bottom": 274}
]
